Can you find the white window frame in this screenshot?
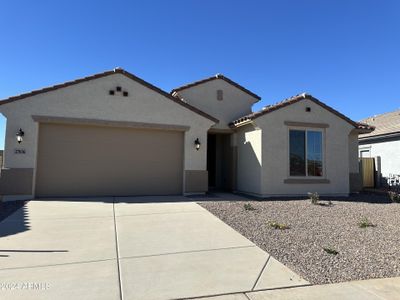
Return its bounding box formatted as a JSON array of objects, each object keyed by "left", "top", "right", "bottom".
[{"left": 288, "top": 127, "right": 326, "bottom": 178}]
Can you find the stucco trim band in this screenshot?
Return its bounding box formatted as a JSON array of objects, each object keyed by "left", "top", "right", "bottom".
[
  {"left": 32, "top": 115, "right": 190, "bottom": 132},
  {"left": 284, "top": 121, "right": 330, "bottom": 128},
  {"left": 283, "top": 178, "right": 330, "bottom": 184},
  {"left": 185, "top": 170, "right": 208, "bottom": 193}
]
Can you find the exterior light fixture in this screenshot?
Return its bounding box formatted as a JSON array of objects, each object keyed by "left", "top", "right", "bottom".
[
  {"left": 16, "top": 128, "right": 24, "bottom": 144},
  {"left": 194, "top": 138, "right": 201, "bottom": 151}
]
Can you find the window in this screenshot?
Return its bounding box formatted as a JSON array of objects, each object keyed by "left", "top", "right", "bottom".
[{"left": 289, "top": 129, "right": 323, "bottom": 177}]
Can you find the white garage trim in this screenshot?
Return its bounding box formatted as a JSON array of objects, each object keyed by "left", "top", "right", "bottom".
[{"left": 32, "top": 115, "right": 190, "bottom": 132}]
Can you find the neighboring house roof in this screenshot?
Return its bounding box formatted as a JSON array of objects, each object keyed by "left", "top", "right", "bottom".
[
  {"left": 171, "top": 74, "right": 262, "bottom": 101},
  {"left": 359, "top": 109, "right": 400, "bottom": 140},
  {"left": 230, "top": 93, "right": 374, "bottom": 131},
  {"left": 0, "top": 68, "right": 219, "bottom": 123}
]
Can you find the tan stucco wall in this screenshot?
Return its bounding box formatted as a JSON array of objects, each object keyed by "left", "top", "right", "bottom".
[
  {"left": 177, "top": 79, "right": 258, "bottom": 130},
  {"left": 348, "top": 131, "right": 360, "bottom": 173},
  {"left": 359, "top": 139, "right": 400, "bottom": 179},
  {"left": 185, "top": 170, "right": 208, "bottom": 193},
  {"left": 235, "top": 124, "right": 262, "bottom": 195},
  {"left": 348, "top": 130, "right": 362, "bottom": 192},
  {"left": 0, "top": 73, "right": 215, "bottom": 196},
  {"left": 252, "top": 99, "right": 354, "bottom": 196},
  {"left": 0, "top": 168, "right": 33, "bottom": 195}
]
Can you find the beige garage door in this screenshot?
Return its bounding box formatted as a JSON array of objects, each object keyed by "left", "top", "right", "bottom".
[{"left": 35, "top": 123, "right": 184, "bottom": 197}]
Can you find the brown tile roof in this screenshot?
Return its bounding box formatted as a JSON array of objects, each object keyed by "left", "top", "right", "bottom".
[
  {"left": 0, "top": 68, "right": 219, "bottom": 123},
  {"left": 171, "top": 74, "right": 262, "bottom": 101},
  {"left": 359, "top": 109, "right": 400, "bottom": 139},
  {"left": 230, "top": 93, "right": 374, "bottom": 131}
]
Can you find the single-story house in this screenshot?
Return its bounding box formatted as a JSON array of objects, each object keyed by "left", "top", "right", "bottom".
[
  {"left": 359, "top": 109, "right": 400, "bottom": 187},
  {"left": 0, "top": 68, "right": 372, "bottom": 200}
]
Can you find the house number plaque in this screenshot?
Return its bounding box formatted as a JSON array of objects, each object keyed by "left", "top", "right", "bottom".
[{"left": 14, "top": 149, "right": 26, "bottom": 154}]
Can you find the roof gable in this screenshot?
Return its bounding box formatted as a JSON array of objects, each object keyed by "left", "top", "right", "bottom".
[
  {"left": 171, "top": 74, "right": 261, "bottom": 101},
  {"left": 0, "top": 68, "right": 218, "bottom": 123},
  {"left": 230, "top": 93, "right": 373, "bottom": 132}
]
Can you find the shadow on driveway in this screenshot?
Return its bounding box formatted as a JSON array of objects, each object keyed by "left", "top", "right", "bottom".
[{"left": 0, "top": 202, "right": 30, "bottom": 238}]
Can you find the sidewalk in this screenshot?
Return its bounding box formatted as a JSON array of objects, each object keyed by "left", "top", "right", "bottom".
[{"left": 188, "top": 276, "right": 400, "bottom": 300}]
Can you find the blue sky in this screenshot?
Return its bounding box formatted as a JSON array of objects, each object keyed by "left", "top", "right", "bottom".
[{"left": 0, "top": 0, "right": 399, "bottom": 149}]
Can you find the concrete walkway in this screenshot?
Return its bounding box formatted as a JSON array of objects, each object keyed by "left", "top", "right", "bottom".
[
  {"left": 0, "top": 198, "right": 308, "bottom": 300},
  {"left": 192, "top": 277, "right": 400, "bottom": 300}
]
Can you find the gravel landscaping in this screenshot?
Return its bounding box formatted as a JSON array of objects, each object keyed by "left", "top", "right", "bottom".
[{"left": 199, "top": 193, "right": 400, "bottom": 285}]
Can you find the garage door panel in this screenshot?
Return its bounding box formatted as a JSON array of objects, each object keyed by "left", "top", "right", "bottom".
[{"left": 35, "top": 123, "right": 183, "bottom": 197}]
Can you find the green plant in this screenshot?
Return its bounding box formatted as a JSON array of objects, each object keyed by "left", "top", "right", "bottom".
[
  {"left": 308, "top": 192, "right": 320, "bottom": 205},
  {"left": 243, "top": 203, "right": 256, "bottom": 211},
  {"left": 358, "top": 216, "right": 376, "bottom": 228},
  {"left": 323, "top": 247, "right": 339, "bottom": 255},
  {"left": 388, "top": 191, "right": 400, "bottom": 203},
  {"left": 268, "top": 221, "right": 290, "bottom": 230}
]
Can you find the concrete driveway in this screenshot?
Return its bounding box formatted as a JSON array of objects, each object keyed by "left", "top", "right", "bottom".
[{"left": 0, "top": 198, "right": 308, "bottom": 300}]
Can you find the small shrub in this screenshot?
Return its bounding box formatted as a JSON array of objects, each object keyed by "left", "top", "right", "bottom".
[
  {"left": 268, "top": 221, "right": 290, "bottom": 230},
  {"left": 308, "top": 192, "right": 320, "bottom": 205},
  {"left": 243, "top": 203, "right": 256, "bottom": 211},
  {"left": 323, "top": 247, "right": 339, "bottom": 255},
  {"left": 358, "top": 216, "right": 376, "bottom": 228},
  {"left": 388, "top": 191, "right": 400, "bottom": 203}
]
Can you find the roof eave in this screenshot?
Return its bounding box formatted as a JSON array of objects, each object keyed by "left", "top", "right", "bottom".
[
  {"left": 356, "top": 129, "right": 375, "bottom": 134},
  {"left": 230, "top": 93, "right": 365, "bottom": 130},
  {"left": 359, "top": 131, "right": 400, "bottom": 141},
  {"left": 229, "top": 119, "right": 253, "bottom": 128},
  {"left": 0, "top": 68, "right": 219, "bottom": 124},
  {"left": 171, "top": 74, "right": 261, "bottom": 101}
]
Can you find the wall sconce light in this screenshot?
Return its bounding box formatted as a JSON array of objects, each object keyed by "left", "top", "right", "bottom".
[
  {"left": 194, "top": 138, "right": 201, "bottom": 151},
  {"left": 16, "top": 128, "right": 25, "bottom": 144}
]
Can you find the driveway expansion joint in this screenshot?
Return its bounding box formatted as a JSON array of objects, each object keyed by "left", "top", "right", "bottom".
[
  {"left": 353, "top": 283, "right": 388, "bottom": 300},
  {"left": 118, "top": 245, "right": 257, "bottom": 260},
  {"left": 116, "top": 210, "right": 206, "bottom": 218},
  {"left": 173, "top": 282, "right": 313, "bottom": 300},
  {"left": 2, "top": 215, "right": 115, "bottom": 222},
  {"left": 250, "top": 282, "right": 313, "bottom": 293},
  {"left": 251, "top": 254, "right": 271, "bottom": 290},
  {"left": 112, "top": 198, "right": 123, "bottom": 300},
  {"left": 244, "top": 293, "right": 252, "bottom": 300},
  {"left": 0, "top": 257, "right": 117, "bottom": 272}
]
